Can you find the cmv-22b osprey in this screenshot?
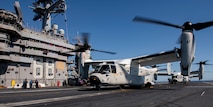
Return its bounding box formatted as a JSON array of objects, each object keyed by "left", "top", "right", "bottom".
[{"left": 85, "top": 49, "right": 178, "bottom": 90}]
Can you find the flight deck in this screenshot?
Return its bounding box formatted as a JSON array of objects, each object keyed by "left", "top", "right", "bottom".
[{"left": 0, "top": 81, "right": 213, "bottom": 107}]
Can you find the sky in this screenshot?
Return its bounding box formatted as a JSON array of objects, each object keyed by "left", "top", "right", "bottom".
[{"left": 1, "top": 0, "right": 213, "bottom": 81}]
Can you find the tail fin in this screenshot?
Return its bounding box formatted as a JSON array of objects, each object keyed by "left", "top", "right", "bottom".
[
  {"left": 192, "top": 61, "right": 209, "bottom": 80},
  {"left": 191, "top": 62, "right": 204, "bottom": 80},
  {"left": 198, "top": 63, "right": 204, "bottom": 80}
]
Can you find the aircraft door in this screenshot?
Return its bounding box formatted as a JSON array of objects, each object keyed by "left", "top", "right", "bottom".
[
  {"left": 98, "top": 65, "right": 117, "bottom": 84},
  {"left": 98, "top": 65, "right": 111, "bottom": 83},
  {"left": 108, "top": 65, "right": 117, "bottom": 84}
]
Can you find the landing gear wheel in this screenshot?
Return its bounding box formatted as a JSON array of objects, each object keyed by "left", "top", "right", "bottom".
[
  {"left": 119, "top": 85, "right": 125, "bottom": 89},
  {"left": 145, "top": 82, "right": 152, "bottom": 88},
  {"left": 95, "top": 84, "right": 101, "bottom": 90}
]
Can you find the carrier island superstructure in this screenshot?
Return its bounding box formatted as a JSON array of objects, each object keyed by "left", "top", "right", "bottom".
[{"left": 0, "top": 0, "right": 80, "bottom": 88}]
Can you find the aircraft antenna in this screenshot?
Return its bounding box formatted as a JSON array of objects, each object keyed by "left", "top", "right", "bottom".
[
  {"left": 31, "top": 0, "right": 67, "bottom": 32},
  {"left": 63, "top": 13, "right": 70, "bottom": 43}
]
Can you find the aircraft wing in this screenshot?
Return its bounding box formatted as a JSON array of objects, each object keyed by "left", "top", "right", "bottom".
[
  {"left": 132, "top": 48, "right": 181, "bottom": 66},
  {"left": 157, "top": 72, "right": 172, "bottom": 76},
  {"left": 84, "top": 59, "right": 116, "bottom": 66}
]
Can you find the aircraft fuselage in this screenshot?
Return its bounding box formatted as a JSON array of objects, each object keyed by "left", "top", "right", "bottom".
[{"left": 89, "top": 63, "right": 156, "bottom": 88}]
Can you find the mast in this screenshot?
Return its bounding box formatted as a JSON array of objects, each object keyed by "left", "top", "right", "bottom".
[{"left": 31, "top": 0, "right": 67, "bottom": 33}]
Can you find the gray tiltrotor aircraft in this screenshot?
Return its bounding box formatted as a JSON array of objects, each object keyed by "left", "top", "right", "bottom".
[{"left": 133, "top": 16, "right": 213, "bottom": 82}]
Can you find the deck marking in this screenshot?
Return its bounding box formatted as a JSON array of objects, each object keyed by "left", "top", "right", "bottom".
[
  {"left": 0, "top": 87, "right": 81, "bottom": 94},
  {"left": 0, "top": 90, "right": 119, "bottom": 107},
  {"left": 200, "top": 91, "right": 205, "bottom": 96}
]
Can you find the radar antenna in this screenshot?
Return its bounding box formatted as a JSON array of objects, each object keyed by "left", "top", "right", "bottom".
[{"left": 31, "top": 0, "right": 67, "bottom": 32}]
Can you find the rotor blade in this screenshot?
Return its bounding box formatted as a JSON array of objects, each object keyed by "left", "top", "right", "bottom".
[
  {"left": 133, "top": 16, "right": 183, "bottom": 29},
  {"left": 63, "top": 44, "right": 88, "bottom": 53},
  {"left": 192, "top": 21, "right": 213, "bottom": 31},
  {"left": 194, "top": 60, "right": 213, "bottom": 65},
  {"left": 205, "top": 64, "right": 213, "bottom": 65},
  {"left": 91, "top": 49, "right": 116, "bottom": 54},
  {"left": 195, "top": 63, "right": 213, "bottom": 65},
  {"left": 81, "top": 32, "right": 90, "bottom": 47},
  {"left": 203, "top": 60, "right": 209, "bottom": 63},
  {"left": 63, "top": 47, "right": 87, "bottom": 53}
]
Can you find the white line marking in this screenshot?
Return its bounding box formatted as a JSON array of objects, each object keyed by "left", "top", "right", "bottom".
[
  {"left": 204, "top": 82, "right": 213, "bottom": 85},
  {"left": 0, "top": 90, "right": 119, "bottom": 107},
  {"left": 201, "top": 91, "right": 205, "bottom": 96},
  {"left": 186, "top": 86, "right": 213, "bottom": 88},
  {"left": 0, "top": 87, "right": 81, "bottom": 94}
]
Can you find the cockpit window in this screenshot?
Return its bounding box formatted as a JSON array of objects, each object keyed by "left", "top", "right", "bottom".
[
  {"left": 111, "top": 65, "right": 116, "bottom": 73},
  {"left": 94, "top": 65, "right": 100, "bottom": 73},
  {"left": 99, "top": 65, "right": 110, "bottom": 74},
  {"left": 93, "top": 65, "right": 116, "bottom": 74}
]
